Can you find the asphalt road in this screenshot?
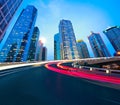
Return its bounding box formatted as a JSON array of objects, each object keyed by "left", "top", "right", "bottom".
[{"left": 0, "top": 64, "right": 120, "bottom": 105}]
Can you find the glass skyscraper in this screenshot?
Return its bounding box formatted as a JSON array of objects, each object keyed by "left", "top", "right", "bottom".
[
  {"left": 103, "top": 26, "right": 120, "bottom": 52},
  {"left": 0, "top": 0, "right": 23, "bottom": 42},
  {"left": 59, "top": 19, "right": 79, "bottom": 60},
  {"left": 35, "top": 40, "right": 43, "bottom": 61},
  {"left": 27, "top": 27, "right": 40, "bottom": 61},
  {"left": 0, "top": 5, "right": 37, "bottom": 62},
  {"left": 54, "top": 33, "right": 61, "bottom": 60},
  {"left": 88, "top": 32, "right": 111, "bottom": 57},
  {"left": 42, "top": 47, "right": 47, "bottom": 61},
  {"left": 77, "top": 40, "right": 90, "bottom": 58}
]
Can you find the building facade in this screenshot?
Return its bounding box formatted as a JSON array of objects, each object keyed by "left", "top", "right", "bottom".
[
  {"left": 103, "top": 26, "right": 120, "bottom": 52},
  {"left": 0, "top": 5, "right": 37, "bottom": 62},
  {"left": 0, "top": 0, "right": 23, "bottom": 42},
  {"left": 88, "top": 32, "right": 111, "bottom": 57},
  {"left": 42, "top": 47, "right": 47, "bottom": 61},
  {"left": 59, "top": 19, "right": 79, "bottom": 60},
  {"left": 77, "top": 40, "right": 90, "bottom": 58},
  {"left": 35, "top": 40, "right": 43, "bottom": 61},
  {"left": 54, "top": 33, "right": 61, "bottom": 60},
  {"left": 27, "top": 27, "right": 40, "bottom": 61}
]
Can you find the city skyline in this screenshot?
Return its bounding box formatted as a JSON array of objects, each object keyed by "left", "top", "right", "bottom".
[{"left": 1, "top": 0, "right": 120, "bottom": 60}]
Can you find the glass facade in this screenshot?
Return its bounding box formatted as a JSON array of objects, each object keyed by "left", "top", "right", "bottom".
[
  {"left": 88, "top": 32, "right": 111, "bottom": 57},
  {"left": 0, "top": 5, "right": 37, "bottom": 62},
  {"left": 27, "top": 27, "right": 40, "bottom": 61},
  {"left": 0, "top": 0, "right": 23, "bottom": 42},
  {"left": 77, "top": 40, "right": 90, "bottom": 58},
  {"left": 59, "top": 19, "right": 79, "bottom": 60},
  {"left": 54, "top": 33, "right": 61, "bottom": 60},
  {"left": 35, "top": 40, "right": 43, "bottom": 61},
  {"left": 42, "top": 47, "right": 47, "bottom": 61},
  {"left": 103, "top": 26, "right": 120, "bottom": 51}
]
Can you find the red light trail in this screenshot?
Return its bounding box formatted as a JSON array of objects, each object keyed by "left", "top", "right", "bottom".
[{"left": 45, "top": 62, "right": 120, "bottom": 85}]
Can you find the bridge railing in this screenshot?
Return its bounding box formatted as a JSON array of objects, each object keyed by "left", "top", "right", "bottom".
[
  {"left": 72, "top": 63, "right": 120, "bottom": 74},
  {"left": 0, "top": 60, "right": 67, "bottom": 70}
]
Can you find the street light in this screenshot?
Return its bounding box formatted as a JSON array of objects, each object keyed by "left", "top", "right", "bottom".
[
  {"left": 90, "top": 68, "right": 93, "bottom": 71},
  {"left": 106, "top": 69, "right": 110, "bottom": 74}
]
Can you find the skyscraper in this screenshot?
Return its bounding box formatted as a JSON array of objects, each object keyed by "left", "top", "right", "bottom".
[
  {"left": 77, "top": 40, "right": 90, "bottom": 58},
  {"left": 42, "top": 47, "right": 47, "bottom": 61},
  {"left": 54, "top": 33, "right": 61, "bottom": 60},
  {"left": 59, "top": 19, "right": 79, "bottom": 60},
  {"left": 35, "top": 40, "right": 43, "bottom": 61},
  {"left": 0, "top": 5, "right": 37, "bottom": 62},
  {"left": 27, "top": 27, "right": 40, "bottom": 61},
  {"left": 103, "top": 26, "right": 120, "bottom": 52},
  {"left": 0, "top": 0, "right": 23, "bottom": 42},
  {"left": 88, "top": 32, "right": 111, "bottom": 57}
]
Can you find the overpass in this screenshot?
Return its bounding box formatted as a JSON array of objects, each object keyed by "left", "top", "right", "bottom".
[
  {"left": 0, "top": 57, "right": 120, "bottom": 105},
  {"left": 0, "top": 56, "right": 120, "bottom": 70}
]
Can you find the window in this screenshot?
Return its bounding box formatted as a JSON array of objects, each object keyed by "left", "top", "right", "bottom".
[
  {"left": 0, "top": 21, "right": 7, "bottom": 30},
  {"left": 0, "top": 0, "right": 5, "bottom": 8},
  {"left": 0, "top": 13, "right": 3, "bottom": 21},
  {"left": 1, "top": 5, "right": 9, "bottom": 16}
]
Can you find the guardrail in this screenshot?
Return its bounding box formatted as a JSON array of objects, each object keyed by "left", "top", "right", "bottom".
[
  {"left": 0, "top": 60, "right": 67, "bottom": 71},
  {"left": 72, "top": 63, "right": 120, "bottom": 74},
  {"left": 0, "top": 62, "right": 49, "bottom": 70}
]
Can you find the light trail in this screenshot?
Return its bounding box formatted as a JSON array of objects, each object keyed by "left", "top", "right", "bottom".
[{"left": 45, "top": 62, "right": 120, "bottom": 85}]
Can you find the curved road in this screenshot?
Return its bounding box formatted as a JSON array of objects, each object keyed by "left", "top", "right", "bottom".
[{"left": 0, "top": 62, "right": 120, "bottom": 105}]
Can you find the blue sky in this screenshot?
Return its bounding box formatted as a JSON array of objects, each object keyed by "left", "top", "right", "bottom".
[{"left": 2, "top": 0, "right": 120, "bottom": 60}]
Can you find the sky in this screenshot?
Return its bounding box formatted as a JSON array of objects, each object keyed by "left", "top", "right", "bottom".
[{"left": 2, "top": 0, "right": 120, "bottom": 60}]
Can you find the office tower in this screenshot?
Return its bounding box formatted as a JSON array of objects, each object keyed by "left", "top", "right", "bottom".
[
  {"left": 77, "top": 40, "right": 90, "bottom": 58},
  {"left": 0, "top": 5, "right": 37, "bottom": 62},
  {"left": 59, "top": 19, "right": 79, "bottom": 60},
  {"left": 88, "top": 32, "right": 111, "bottom": 57},
  {"left": 54, "top": 33, "right": 61, "bottom": 60},
  {"left": 0, "top": 0, "right": 23, "bottom": 42},
  {"left": 103, "top": 26, "right": 120, "bottom": 52},
  {"left": 27, "top": 27, "right": 40, "bottom": 61},
  {"left": 35, "top": 40, "right": 43, "bottom": 61},
  {"left": 42, "top": 47, "right": 47, "bottom": 61}
]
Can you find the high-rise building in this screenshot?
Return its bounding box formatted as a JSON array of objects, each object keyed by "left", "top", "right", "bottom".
[
  {"left": 35, "top": 40, "right": 43, "bottom": 61},
  {"left": 27, "top": 27, "right": 40, "bottom": 61},
  {"left": 0, "top": 5, "right": 37, "bottom": 62},
  {"left": 54, "top": 33, "right": 61, "bottom": 60},
  {"left": 59, "top": 19, "right": 79, "bottom": 60},
  {"left": 77, "top": 40, "right": 90, "bottom": 58},
  {"left": 88, "top": 32, "right": 111, "bottom": 57},
  {"left": 42, "top": 47, "right": 47, "bottom": 61},
  {"left": 103, "top": 26, "right": 120, "bottom": 52},
  {"left": 0, "top": 0, "right": 23, "bottom": 42}
]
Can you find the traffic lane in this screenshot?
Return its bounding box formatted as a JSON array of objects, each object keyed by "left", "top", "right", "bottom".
[
  {"left": 46, "top": 63, "right": 120, "bottom": 89},
  {"left": 0, "top": 65, "right": 120, "bottom": 105},
  {"left": 0, "top": 65, "right": 70, "bottom": 105},
  {"left": 53, "top": 62, "right": 120, "bottom": 84},
  {"left": 0, "top": 65, "right": 36, "bottom": 77}
]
